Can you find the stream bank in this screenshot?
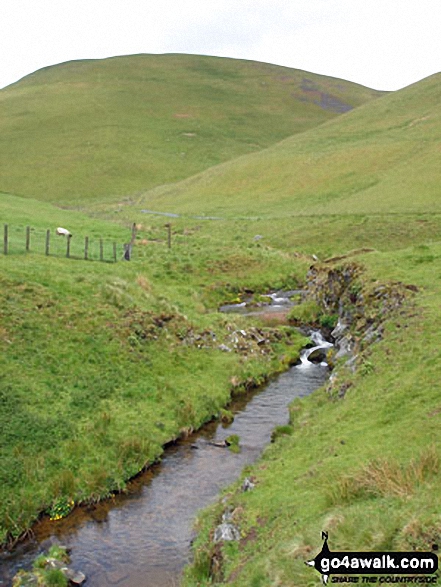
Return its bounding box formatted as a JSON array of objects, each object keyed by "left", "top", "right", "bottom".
[
  {"left": 1, "top": 339, "right": 330, "bottom": 586},
  {"left": 3, "top": 263, "right": 415, "bottom": 586},
  {"left": 183, "top": 262, "right": 417, "bottom": 586}
]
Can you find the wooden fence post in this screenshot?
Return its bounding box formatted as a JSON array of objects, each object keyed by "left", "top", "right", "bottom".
[
  {"left": 66, "top": 235, "right": 71, "bottom": 258},
  {"left": 45, "top": 230, "right": 50, "bottom": 256},
  {"left": 100, "top": 239, "right": 104, "bottom": 262},
  {"left": 165, "top": 223, "right": 171, "bottom": 249},
  {"left": 84, "top": 236, "right": 89, "bottom": 260},
  {"left": 26, "top": 226, "right": 30, "bottom": 252},
  {"left": 3, "top": 224, "right": 8, "bottom": 255}
]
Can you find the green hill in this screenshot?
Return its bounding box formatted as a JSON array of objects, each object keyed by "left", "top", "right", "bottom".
[
  {"left": 3, "top": 56, "right": 441, "bottom": 587},
  {"left": 139, "top": 72, "right": 441, "bottom": 217},
  {"left": 0, "top": 54, "right": 382, "bottom": 205}
]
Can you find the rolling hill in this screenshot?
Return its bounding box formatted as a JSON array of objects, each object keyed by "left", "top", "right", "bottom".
[
  {"left": 3, "top": 54, "right": 441, "bottom": 587},
  {"left": 139, "top": 72, "right": 441, "bottom": 217},
  {"left": 0, "top": 54, "right": 383, "bottom": 205}
]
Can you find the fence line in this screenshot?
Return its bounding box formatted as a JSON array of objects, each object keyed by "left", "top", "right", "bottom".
[{"left": 1, "top": 224, "right": 124, "bottom": 263}]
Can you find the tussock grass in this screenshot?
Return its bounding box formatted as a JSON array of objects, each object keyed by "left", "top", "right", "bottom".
[{"left": 328, "top": 446, "right": 440, "bottom": 503}]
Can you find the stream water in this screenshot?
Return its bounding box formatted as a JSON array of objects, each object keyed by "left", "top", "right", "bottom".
[
  {"left": 218, "top": 289, "right": 301, "bottom": 316},
  {"left": 0, "top": 335, "right": 330, "bottom": 587}
]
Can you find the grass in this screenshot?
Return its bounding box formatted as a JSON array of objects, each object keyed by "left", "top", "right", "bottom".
[
  {"left": 183, "top": 243, "right": 441, "bottom": 586},
  {"left": 135, "top": 73, "right": 441, "bottom": 218},
  {"left": 0, "top": 54, "right": 382, "bottom": 206},
  {"left": 1, "top": 56, "right": 441, "bottom": 587},
  {"left": 0, "top": 192, "right": 308, "bottom": 544}
]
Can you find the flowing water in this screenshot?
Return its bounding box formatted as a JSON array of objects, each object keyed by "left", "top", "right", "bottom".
[
  {"left": 0, "top": 337, "right": 330, "bottom": 587},
  {"left": 219, "top": 289, "right": 301, "bottom": 316}
]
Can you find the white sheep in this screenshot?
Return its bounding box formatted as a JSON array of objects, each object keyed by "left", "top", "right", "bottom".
[{"left": 56, "top": 227, "right": 72, "bottom": 237}]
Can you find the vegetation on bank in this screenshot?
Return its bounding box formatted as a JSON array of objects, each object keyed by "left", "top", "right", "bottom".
[
  {"left": 1, "top": 55, "right": 441, "bottom": 587},
  {"left": 183, "top": 247, "right": 441, "bottom": 586},
  {"left": 0, "top": 194, "right": 309, "bottom": 545}
]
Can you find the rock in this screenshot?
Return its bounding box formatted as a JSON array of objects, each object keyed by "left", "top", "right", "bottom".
[
  {"left": 241, "top": 477, "right": 255, "bottom": 492},
  {"left": 334, "top": 335, "right": 353, "bottom": 360},
  {"left": 338, "top": 382, "right": 352, "bottom": 399},
  {"left": 64, "top": 568, "right": 87, "bottom": 584},
  {"left": 253, "top": 235, "right": 263, "bottom": 241},
  {"left": 331, "top": 319, "right": 348, "bottom": 340},
  {"left": 362, "top": 325, "right": 382, "bottom": 344},
  {"left": 214, "top": 522, "right": 240, "bottom": 542},
  {"left": 344, "top": 355, "right": 358, "bottom": 373},
  {"left": 329, "top": 371, "right": 338, "bottom": 384},
  {"left": 306, "top": 348, "right": 327, "bottom": 363},
  {"left": 218, "top": 344, "right": 232, "bottom": 352},
  {"left": 209, "top": 440, "right": 228, "bottom": 448},
  {"left": 45, "top": 558, "right": 67, "bottom": 571},
  {"left": 222, "top": 510, "right": 233, "bottom": 523},
  {"left": 13, "top": 563, "right": 86, "bottom": 587}
]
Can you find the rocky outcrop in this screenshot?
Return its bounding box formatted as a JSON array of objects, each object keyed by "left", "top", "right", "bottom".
[{"left": 304, "top": 262, "right": 416, "bottom": 397}]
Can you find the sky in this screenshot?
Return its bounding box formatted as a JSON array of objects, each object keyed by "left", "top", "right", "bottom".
[{"left": 1, "top": 0, "right": 440, "bottom": 91}]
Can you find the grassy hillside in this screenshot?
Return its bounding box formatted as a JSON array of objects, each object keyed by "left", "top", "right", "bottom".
[
  {"left": 118, "top": 73, "right": 441, "bottom": 586},
  {"left": 139, "top": 73, "right": 441, "bottom": 217},
  {"left": 2, "top": 57, "right": 441, "bottom": 587},
  {"left": 0, "top": 54, "right": 382, "bottom": 205}
]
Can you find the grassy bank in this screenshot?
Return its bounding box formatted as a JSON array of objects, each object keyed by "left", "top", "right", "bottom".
[
  {"left": 0, "top": 194, "right": 309, "bottom": 545},
  {"left": 183, "top": 244, "right": 441, "bottom": 586}
]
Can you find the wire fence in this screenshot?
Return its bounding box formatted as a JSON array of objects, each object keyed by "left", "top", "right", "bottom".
[{"left": 2, "top": 224, "right": 126, "bottom": 263}]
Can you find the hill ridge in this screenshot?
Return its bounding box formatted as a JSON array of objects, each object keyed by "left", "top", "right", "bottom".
[
  {"left": 0, "top": 53, "right": 383, "bottom": 205},
  {"left": 137, "top": 71, "right": 441, "bottom": 217}
]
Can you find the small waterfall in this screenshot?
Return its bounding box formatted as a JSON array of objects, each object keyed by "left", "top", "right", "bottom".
[{"left": 298, "top": 330, "right": 333, "bottom": 368}]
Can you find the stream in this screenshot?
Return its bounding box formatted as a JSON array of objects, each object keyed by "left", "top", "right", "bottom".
[{"left": 0, "top": 333, "right": 330, "bottom": 587}]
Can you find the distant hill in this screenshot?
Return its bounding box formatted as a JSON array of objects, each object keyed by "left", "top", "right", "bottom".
[
  {"left": 0, "top": 54, "right": 383, "bottom": 205},
  {"left": 140, "top": 73, "right": 441, "bottom": 217}
]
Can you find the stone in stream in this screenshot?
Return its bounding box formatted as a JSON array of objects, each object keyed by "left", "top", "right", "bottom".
[
  {"left": 64, "top": 568, "right": 87, "bottom": 584},
  {"left": 306, "top": 347, "right": 328, "bottom": 363},
  {"left": 12, "top": 552, "right": 86, "bottom": 586}
]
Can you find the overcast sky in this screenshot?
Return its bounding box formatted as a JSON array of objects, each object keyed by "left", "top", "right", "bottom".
[{"left": 1, "top": 0, "right": 440, "bottom": 91}]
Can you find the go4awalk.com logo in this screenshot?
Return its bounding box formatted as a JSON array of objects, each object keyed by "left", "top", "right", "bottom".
[{"left": 306, "top": 533, "right": 439, "bottom": 585}]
